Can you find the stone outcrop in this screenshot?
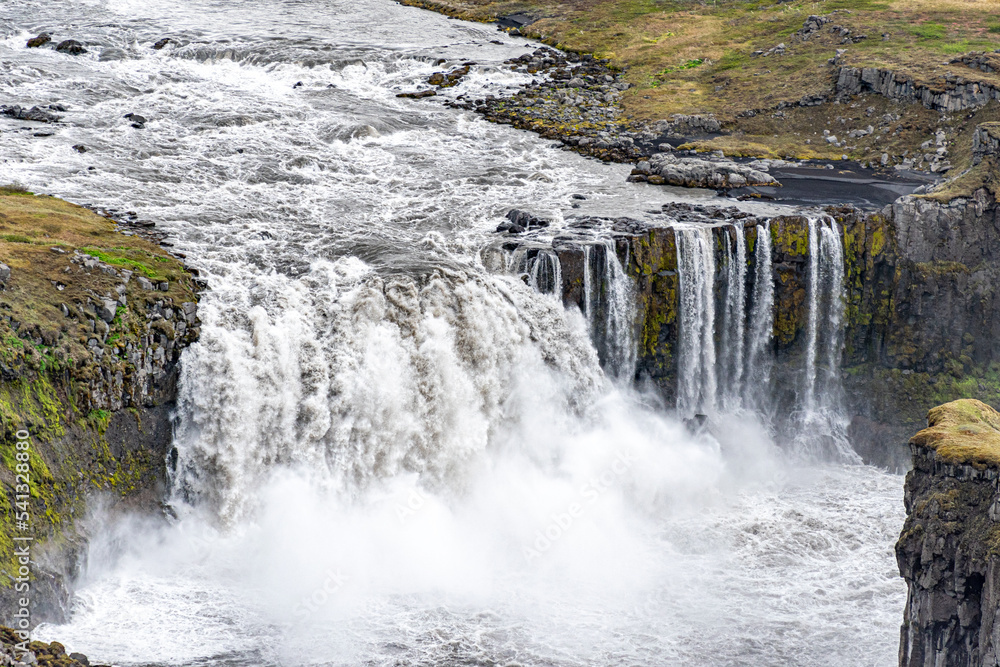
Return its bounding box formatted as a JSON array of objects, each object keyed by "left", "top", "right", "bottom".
[
  {"left": 0, "top": 192, "right": 201, "bottom": 625},
  {"left": 974, "top": 124, "right": 1000, "bottom": 166},
  {"left": 627, "top": 153, "right": 779, "bottom": 189},
  {"left": 897, "top": 399, "right": 1000, "bottom": 667},
  {"left": 836, "top": 65, "right": 1000, "bottom": 113}
]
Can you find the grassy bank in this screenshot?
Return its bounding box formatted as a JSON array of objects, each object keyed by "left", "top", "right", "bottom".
[{"left": 405, "top": 0, "right": 1000, "bottom": 191}]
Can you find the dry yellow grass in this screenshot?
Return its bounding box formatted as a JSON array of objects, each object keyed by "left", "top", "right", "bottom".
[{"left": 911, "top": 399, "right": 1000, "bottom": 467}]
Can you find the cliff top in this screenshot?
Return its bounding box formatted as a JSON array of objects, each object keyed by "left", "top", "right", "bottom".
[
  {"left": 0, "top": 184, "right": 197, "bottom": 368},
  {"left": 910, "top": 399, "right": 1000, "bottom": 467}
]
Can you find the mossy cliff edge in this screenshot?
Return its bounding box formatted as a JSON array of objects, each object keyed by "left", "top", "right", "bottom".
[
  {"left": 897, "top": 399, "right": 1000, "bottom": 667},
  {"left": 504, "top": 178, "right": 1000, "bottom": 467},
  {"left": 0, "top": 190, "right": 200, "bottom": 624}
]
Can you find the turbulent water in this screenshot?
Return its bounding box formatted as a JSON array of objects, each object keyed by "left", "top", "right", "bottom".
[{"left": 1, "top": 0, "right": 904, "bottom": 664}]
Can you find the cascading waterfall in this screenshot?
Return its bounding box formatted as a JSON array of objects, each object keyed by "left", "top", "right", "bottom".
[
  {"left": 802, "top": 215, "right": 846, "bottom": 412},
  {"left": 675, "top": 226, "right": 718, "bottom": 416},
  {"left": 509, "top": 247, "right": 562, "bottom": 296},
  {"left": 720, "top": 223, "right": 747, "bottom": 409},
  {"left": 803, "top": 218, "right": 822, "bottom": 411},
  {"left": 745, "top": 223, "right": 775, "bottom": 411},
  {"left": 794, "top": 215, "right": 857, "bottom": 461},
  {"left": 598, "top": 238, "right": 638, "bottom": 382}
]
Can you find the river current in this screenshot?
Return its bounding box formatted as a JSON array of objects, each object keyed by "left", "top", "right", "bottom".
[{"left": 1, "top": 0, "right": 904, "bottom": 664}]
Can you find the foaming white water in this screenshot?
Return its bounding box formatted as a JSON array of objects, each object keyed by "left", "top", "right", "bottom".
[
  {"left": 171, "top": 260, "right": 605, "bottom": 521},
  {"left": 6, "top": 0, "right": 901, "bottom": 662}
]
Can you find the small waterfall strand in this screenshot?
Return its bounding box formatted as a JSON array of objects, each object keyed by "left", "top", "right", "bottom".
[
  {"left": 675, "top": 226, "right": 718, "bottom": 416},
  {"left": 803, "top": 218, "right": 822, "bottom": 411},
  {"left": 744, "top": 223, "right": 775, "bottom": 411},
  {"left": 720, "top": 223, "right": 747, "bottom": 409},
  {"left": 599, "top": 238, "right": 638, "bottom": 382}
]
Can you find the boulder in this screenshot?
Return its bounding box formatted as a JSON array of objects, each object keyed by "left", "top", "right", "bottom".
[
  {"left": 26, "top": 33, "right": 51, "bottom": 48},
  {"left": 55, "top": 39, "right": 87, "bottom": 55},
  {"left": 640, "top": 153, "right": 780, "bottom": 190},
  {"left": 152, "top": 38, "right": 173, "bottom": 50},
  {"left": 0, "top": 105, "right": 61, "bottom": 123}
]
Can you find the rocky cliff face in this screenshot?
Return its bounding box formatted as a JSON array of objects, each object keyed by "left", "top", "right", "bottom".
[
  {"left": 898, "top": 399, "right": 1000, "bottom": 667},
  {"left": 0, "top": 192, "right": 200, "bottom": 624},
  {"left": 495, "top": 176, "right": 1000, "bottom": 468}
]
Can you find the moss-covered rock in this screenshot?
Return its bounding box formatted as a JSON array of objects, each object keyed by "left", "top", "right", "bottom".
[
  {"left": 910, "top": 399, "right": 1000, "bottom": 468},
  {"left": 0, "top": 191, "right": 201, "bottom": 624}
]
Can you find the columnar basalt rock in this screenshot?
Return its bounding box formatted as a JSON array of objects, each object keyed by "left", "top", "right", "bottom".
[
  {"left": 897, "top": 399, "right": 1000, "bottom": 667},
  {"left": 836, "top": 66, "right": 1000, "bottom": 112},
  {"left": 0, "top": 193, "right": 201, "bottom": 624},
  {"left": 973, "top": 124, "right": 1000, "bottom": 166}
]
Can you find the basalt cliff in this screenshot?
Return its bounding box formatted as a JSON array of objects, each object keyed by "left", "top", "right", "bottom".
[
  {"left": 0, "top": 189, "right": 200, "bottom": 625},
  {"left": 898, "top": 399, "right": 1000, "bottom": 667},
  {"left": 493, "top": 139, "right": 1000, "bottom": 469}
]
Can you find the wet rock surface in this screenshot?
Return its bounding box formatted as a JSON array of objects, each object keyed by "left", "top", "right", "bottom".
[
  {"left": 53, "top": 40, "right": 86, "bottom": 56},
  {"left": 0, "top": 194, "right": 202, "bottom": 625},
  {"left": 0, "top": 627, "right": 100, "bottom": 667},
  {"left": 897, "top": 400, "right": 1000, "bottom": 667},
  {"left": 0, "top": 107, "right": 61, "bottom": 124}
]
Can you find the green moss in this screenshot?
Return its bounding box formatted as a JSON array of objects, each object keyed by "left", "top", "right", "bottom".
[{"left": 79, "top": 247, "right": 163, "bottom": 279}]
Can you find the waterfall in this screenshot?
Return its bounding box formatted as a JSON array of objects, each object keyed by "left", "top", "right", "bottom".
[
  {"left": 675, "top": 226, "right": 717, "bottom": 416},
  {"left": 803, "top": 218, "right": 822, "bottom": 411},
  {"left": 803, "top": 215, "right": 846, "bottom": 410},
  {"left": 582, "top": 244, "right": 593, "bottom": 325},
  {"left": 745, "top": 223, "right": 774, "bottom": 410},
  {"left": 795, "top": 215, "right": 857, "bottom": 462},
  {"left": 599, "top": 238, "right": 638, "bottom": 382},
  {"left": 720, "top": 223, "right": 747, "bottom": 409}
]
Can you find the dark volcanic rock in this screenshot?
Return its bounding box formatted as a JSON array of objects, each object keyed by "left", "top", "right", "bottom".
[
  {"left": 152, "top": 37, "right": 173, "bottom": 50},
  {"left": 897, "top": 400, "right": 1000, "bottom": 667},
  {"left": 396, "top": 89, "right": 436, "bottom": 99},
  {"left": 55, "top": 39, "right": 87, "bottom": 55},
  {"left": 26, "top": 32, "right": 51, "bottom": 48},
  {"left": 1, "top": 105, "right": 61, "bottom": 123}
]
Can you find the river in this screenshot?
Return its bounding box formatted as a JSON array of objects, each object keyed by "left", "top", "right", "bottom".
[{"left": 0, "top": 0, "right": 905, "bottom": 664}]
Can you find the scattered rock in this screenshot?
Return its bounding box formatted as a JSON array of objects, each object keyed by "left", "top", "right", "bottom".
[
  {"left": 26, "top": 33, "right": 51, "bottom": 48},
  {"left": 124, "top": 112, "right": 147, "bottom": 128},
  {"left": 55, "top": 39, "right": 87, "bottom": 55},
  {"left": 496, "top": 208, "right": 550, "bottom": 234},
  {"left": 0, "top": 105, "right": 61, "bottom": 123},
  {"left": 72, "top": 144, "right": 88, "bottom": 153},
  {"left": 796, "top": 15, "right": 831, "bottom": 40},
  {"left": 396, "top": 90, "right": 437, "bottom": 99},
  {"left": 152, "top": 37, "right": 173, "bottom": 50},
  {"left": 629, "top": 152, "right": 780, "bottom": 190},
  {"left": 0, "top": 263, "right": 10, "bottom": 287}
]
